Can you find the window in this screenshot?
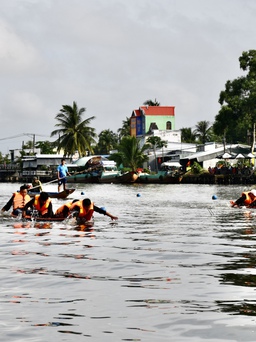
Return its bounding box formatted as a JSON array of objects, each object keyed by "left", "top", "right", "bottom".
[{"left": 166, "top": 121, "right": 172, "bottom": 130}]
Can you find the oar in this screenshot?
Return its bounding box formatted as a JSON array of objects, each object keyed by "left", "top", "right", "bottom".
[
  {"left": 28, "top": 166, "right": 99, "bottom": 191},
  {"left": 29, "top": 176, "right": 66, "bottom": 191}
]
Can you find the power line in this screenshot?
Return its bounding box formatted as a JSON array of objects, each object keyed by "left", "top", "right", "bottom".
[{"left": 0, "top": 133, "right": 50, "bottom": 141}]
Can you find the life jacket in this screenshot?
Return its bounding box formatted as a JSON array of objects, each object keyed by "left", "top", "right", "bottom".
[
  {"left": 242, "top": 191, "right": 255, "bottom": 206},
  {"left": 55, "top": 201, "right": 73, "bottom": 217},
  {"left": 70, "top": 200, "right": 94, "bottom": 220},
  {"left": 13, "top": 192, "right": 30, "bottom": 210},
  {"left": 34, "top": 195, "right": 51, "bottom": 216}
]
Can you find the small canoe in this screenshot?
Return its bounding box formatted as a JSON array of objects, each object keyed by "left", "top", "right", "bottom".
[{"left": 28, "top": 188, "right": 76, "bottom": 199}]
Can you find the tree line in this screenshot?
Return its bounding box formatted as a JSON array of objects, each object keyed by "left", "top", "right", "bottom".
[{"left": 2, "top": 50, "right": 255, "bottom": 170}]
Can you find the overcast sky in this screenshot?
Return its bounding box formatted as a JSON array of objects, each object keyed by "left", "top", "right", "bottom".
[{"left": 0, "top": 0, "right": 255, "bottom": 153}]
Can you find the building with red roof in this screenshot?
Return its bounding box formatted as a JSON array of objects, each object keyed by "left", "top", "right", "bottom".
[{"left": 130, "top": 105, "right": 175, "bottom": 137}]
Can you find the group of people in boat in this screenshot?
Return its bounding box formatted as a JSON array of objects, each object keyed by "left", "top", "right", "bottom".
[
  {"left": 231, "top": 189, "right": 256, "bottom": 208},
  {"left": 1, "top": 184, "right": 118, "bottom": 223}
]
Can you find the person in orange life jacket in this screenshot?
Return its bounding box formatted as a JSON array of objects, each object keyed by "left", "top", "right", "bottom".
[
  {"left": 231, "top": 190, "right": 256, "bottom": 207},
  {"left": 246, "top": 190, "right": 256, "bottom": 208},
  {"left": 70, "top": 198, "right": 118, "bottom": 223},
  {"left": 55, "top": 199, "right": 79, "bottom": 218},
  {"left": 22, "top": 192, "right": 54, "bottom": 218},
  {"left": 1, "top": 184, "right": 31, "bottom": 216}
]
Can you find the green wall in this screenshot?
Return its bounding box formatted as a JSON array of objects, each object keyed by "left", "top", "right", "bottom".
[{"left": 145, "top": 115, "right": 175, "bottom": 132}]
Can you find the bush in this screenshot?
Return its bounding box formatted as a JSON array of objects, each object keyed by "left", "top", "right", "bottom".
[{"left": 191, "top": 162, "right": 203, "bottom": 174}]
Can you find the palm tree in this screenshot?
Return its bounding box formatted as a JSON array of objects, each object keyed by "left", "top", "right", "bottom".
[
  {"left": 96, "top": 129, "right": 118, "bottom": 154},
  {"left": 193, "top": 121, "right": 213, "bottom": 144},
  {"left": 51, "top": 101, "right": 97, "bottom": 157},
  {"left": 143, "top": 99, "right": 160, "bottom": 106},
  {"left": 117, "top": 117, "right": 131, "bottom": 142},
  {"left": 110, "top": 136, "right": 149, "bottom": 172},
  {"left": 158, "top": 139, "right": 168, "bottom": 163},
  {"left": 181, "top": 127, "right": 197, "bottom": 143},
  {"left": 146, "top": 136, "right": 167, "bottom": 171}
]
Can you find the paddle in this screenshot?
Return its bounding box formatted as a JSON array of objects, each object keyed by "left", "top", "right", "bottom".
[
  {"left": 28, "top": 177, "right": 63, "bottom": 191},
  {"left": 28, "top": 165, "right": 99, "bottom": 191}
]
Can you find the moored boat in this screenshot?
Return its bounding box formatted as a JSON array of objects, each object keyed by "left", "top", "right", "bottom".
[
  {"left": 114, "top": 171, "right": 139, "bottom": 184},
  {"left": 137, "top": 171, "right": 182, "bottom": 184},
  {"left": 68, "top": 156, "right": 121, "bottom": 183},
  {"left": 137, "top": 161, "right": 183, "bottom": 184},
  {"left": 98, "top": 169, "right": 122, "bottom": 183}
]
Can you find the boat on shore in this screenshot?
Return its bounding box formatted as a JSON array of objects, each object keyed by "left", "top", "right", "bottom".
[
  {"left": 112, "top": 171, "right": 139, "bottom": 184},
  {"left": 137, "top": 171, "right": 182, "bottom": 184},
  {"left": 28, "top": 188, "right": 75, "bottom": 199},
  {"left": 68, "top": 156, "right": 138, "bottom": 184},
  {"left": 68, "top": 156, "right": 121, "bottom": 183},
  {"left": 69, "top": 169, "right": 138, "bottom": 184},
  {"left": 137, "top": 161, "right": 183, "bottom": 184}
]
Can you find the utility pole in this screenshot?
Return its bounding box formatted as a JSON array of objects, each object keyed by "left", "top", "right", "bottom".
[
  {"left": 33, "top": 134, "right": 35, "bottom": 153},
  {"left": 251, "top": 123, "right": 255, "bottom": 154}
]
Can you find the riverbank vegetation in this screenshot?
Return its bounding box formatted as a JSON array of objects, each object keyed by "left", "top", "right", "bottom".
[{"left": 2, "top": 50, "right": 256, "bottom": 175}]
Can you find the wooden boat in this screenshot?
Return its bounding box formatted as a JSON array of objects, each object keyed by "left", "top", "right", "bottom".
[
  {"left": 137, "top": 161, "right": 183, "bottom": 184},
  {"left": 137, "top": 171, "right": 182, "bottom": 184},
  {"left": 28, "top": 188, "right": 75, "bottom": 199},
  {"left": 68, "top": 157, "right": 122, "bottom": 183},
  {"left": 68, "top": 157, "right": 138, "bottom": 184},
  {"left": 68, "top": 172, "right": 99, "bottom": 183},
  {"left": 113, "top": 171, "right": 139, "bottom": 184},
  {"left": 14, "top": 215, "right": 94, "bottom": 227},
  {"left": 98, "top": 170, "right": 122, "bottom": 183}
]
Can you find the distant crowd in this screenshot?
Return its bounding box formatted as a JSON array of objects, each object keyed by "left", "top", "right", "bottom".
[{"left": 208, "top": 165, "right": 254, "bottom": 176}]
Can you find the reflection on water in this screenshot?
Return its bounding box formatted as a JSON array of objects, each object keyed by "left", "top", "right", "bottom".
[{"left": 1, "top": 183, "right": 256, "bottom": 341}]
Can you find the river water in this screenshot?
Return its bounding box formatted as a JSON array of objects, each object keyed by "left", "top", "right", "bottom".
[{"left": 1, "top": 182, "right": 256, "bottom": 342}]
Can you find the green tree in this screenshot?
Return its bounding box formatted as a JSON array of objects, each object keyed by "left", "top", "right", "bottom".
[
  {"left": 35, "top": 141, "right": 56, "bottom": 154},
  {"left": 20, "top": 140, "right": 36, "bottom": 156},
  {"left": 51, "top": 101, "right": 97, "bottom": 157},
  {"left": 0, "top": 152, "right": 10, "bottom": 164},
  {"left": 147, "top": 136, "right": 167, "bottom": 171},
  {"left": 193, "top": 120, "right": 213, "bottom": 144},
  {"left": 181, "top": 127, "right": 197, "bottom": 143},
  {"left": 213, "top": 50, "right": 256, "bottom": 151},
  {"left": 95, "top": 129, "right": 118, "bottom": 154},
  {"left": 117, "top": 117, "right": 131, "bottom": 141},
  {"left": 143, "top": 98, "right": 160, "bottom": 106},
  {"left": 110, "top": 136, "right": 149, "bottom": 172},
  {"left": 22, "top": 140, "right": 34, "bottom": 150}
]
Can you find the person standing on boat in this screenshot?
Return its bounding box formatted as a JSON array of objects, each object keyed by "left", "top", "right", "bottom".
[
  {"left": 22, "top": 192, "right": 54, "bottom": 218},
  {"left": 69, "top": 198, "right": 118, "bottom": 224},
  {"left": 1, "top": 184, "right": 31, "bottom": 217},
  {"left": 57, "top": 158, "right": 71, "bottom": 192}
]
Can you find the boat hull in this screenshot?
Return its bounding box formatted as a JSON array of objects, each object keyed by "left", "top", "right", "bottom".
[
  {"left": 137, "top": 172, "right": 182, "bottom": 184},
  {"left": 28, "top": 188, "right": 75, "bottom": 199},
  {"left": 68, "top": 171, "right": 138, "bottom": 184}
]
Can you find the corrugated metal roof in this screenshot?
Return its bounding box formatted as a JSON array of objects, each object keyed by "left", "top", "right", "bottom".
[{"left": 72, "top": 155, "right": 108, "bottom": 167}]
